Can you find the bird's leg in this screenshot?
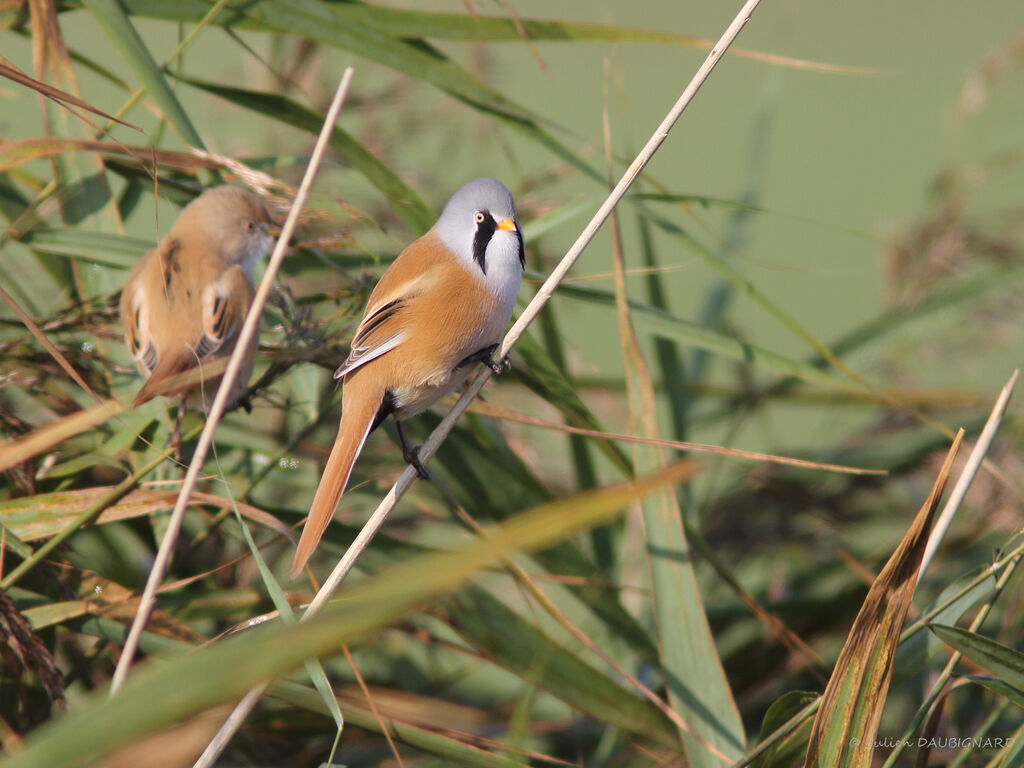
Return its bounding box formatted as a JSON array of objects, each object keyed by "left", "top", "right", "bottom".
[
  {"left": 237, "top": 391, "right": 254, "bottom": 414},
  {"left": 457, "top": 343, "right": 510, "bottom": 376},
  {"left": 171, "top": 402, "right": 186, "bottom": 464},
  {"left": 395, "top": 421, "right": 431, "bottom": 480}
]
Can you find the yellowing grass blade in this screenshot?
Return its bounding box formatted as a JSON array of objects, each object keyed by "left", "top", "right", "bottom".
[
  {"left": 804, "top": 429, "right": 964, "bottom": 767},
  {"left": 0, "top": 487, "right": 291, "bottom": 542},
  {"left": 0, "top": 398, "right": 123, "bottom": 474}
]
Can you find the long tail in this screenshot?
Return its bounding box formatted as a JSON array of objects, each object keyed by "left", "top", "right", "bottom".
[
  {"left": 291, "top": 372, "right": 385, "bottom": 579},
  {"left": 133, "top": 353, "right": 192, "bottom": 406}
]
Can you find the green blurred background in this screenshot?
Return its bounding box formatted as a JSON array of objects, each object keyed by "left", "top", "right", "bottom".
[
  {"left": 2, "top": 1, "right": 1023, "bottom": 764},
  {"left": 5, "top": 0, "right": 1022, "bottom": 436}
]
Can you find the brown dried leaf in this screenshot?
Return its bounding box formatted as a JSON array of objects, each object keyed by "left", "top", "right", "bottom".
[
  {"left": 0, "top": 55, "right": 138, "bottom": 131},
  {"left": 804, "top": 429, "right": 964, "bottom": 767},
  {"left": 0, "top": 589, "right": 65, "bottom": 710}
]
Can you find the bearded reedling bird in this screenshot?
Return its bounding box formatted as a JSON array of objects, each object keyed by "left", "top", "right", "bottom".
[
  {"left": 120, "top": 186, "right": 279, "bottom": 411},
  {"left": 291, "top": 177, "right": 524, "bottom": 578}
]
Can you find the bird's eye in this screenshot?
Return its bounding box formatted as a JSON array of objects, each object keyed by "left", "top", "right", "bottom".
[
  {"left": 245, "top": 221, "right": 256, "bottom": 232},
  {"left": 474, "top": 211, "right": 486, "bottom": 224}
]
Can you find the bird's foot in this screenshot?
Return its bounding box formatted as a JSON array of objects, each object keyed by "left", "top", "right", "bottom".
[
  {"left": 459, "top": 343, "right": 510, "bottom": 375},
  {"left": 237, "top": 392, "right": 254, "bottom": 414},
  {"left": 403, "top": 445, "right": 432, "bottom": 480},
  {"left": 395, "top": 421, "right": 431, "bottom": 480}
]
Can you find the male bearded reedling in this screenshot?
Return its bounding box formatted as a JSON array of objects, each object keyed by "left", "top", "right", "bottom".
[
  {"left": 120, "top": 186, "right": 279, "bottom": 410},
  {"left": 291, "top": 177, "right": 524, "bottom": 578}
]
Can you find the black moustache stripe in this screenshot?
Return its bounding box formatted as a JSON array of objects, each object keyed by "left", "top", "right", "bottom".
[{"left": 472, "top": 214, "right": 497, "bottom": 274}]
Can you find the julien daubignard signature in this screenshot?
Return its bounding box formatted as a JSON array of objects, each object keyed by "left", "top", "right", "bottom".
[{"left": 849, "top": 736, "right": 1015, "bottom": 749}]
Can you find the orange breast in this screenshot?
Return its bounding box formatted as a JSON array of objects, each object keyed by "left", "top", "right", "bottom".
[{"left": 343, "top": 233, "right": 507, "bottom": 418}]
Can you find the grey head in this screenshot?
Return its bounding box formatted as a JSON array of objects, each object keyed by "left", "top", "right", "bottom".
[
  {"left": 434, "top": 178, "right": 525, "bottom": 283},
  {"left": 171, "top": 186, "right": 278, "bottom": 277}
]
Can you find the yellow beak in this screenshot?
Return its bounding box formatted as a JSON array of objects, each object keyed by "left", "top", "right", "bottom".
[{"left": 496, "top": 218, "right": 518, "bottom": 232}]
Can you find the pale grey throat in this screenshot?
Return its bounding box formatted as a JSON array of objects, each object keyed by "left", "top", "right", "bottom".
[{"left": 238, "top": 225, "right": 275, "bottom": 279}]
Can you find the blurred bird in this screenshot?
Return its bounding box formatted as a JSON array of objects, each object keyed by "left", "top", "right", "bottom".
[
  {"left": 120, "top": 186, "right": 279, "bottom": 412},
  {"left": 292, "top": 177, "right": 524, "bottom": 578}
]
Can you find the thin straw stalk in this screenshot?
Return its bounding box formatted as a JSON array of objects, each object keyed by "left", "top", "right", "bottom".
[
  {"left": 194, "top": 0, "right": 763, "bottom": 762},
  {"left": 109, "top": 67, "right": 355, "bottom": 695}
]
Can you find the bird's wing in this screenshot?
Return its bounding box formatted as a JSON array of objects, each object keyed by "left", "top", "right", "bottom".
[
  {"left": 121, "top": 270, "right": 159, "bottom": 376},
  {"left": 334, "top": 245, "right": 441, "bottom": 380},
  {"left": 131, "top": 266, "right": 254, "bottom": 407},
  {"left": 333, "top": 299, "right": 408, "bottom": 379},
  {"left": 195, "top": 266, "right": 254, "bottom": 360}
]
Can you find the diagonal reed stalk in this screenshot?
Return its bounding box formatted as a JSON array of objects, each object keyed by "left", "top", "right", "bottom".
[
  {"left": 193, "top": 0, "right": 765, "bottom": 763},
  {"left": 109, "top": 67, "right": 355, "bottom": 695},
  {"left": 916, "top": 368, "right": 1018, "bottom": 585}
]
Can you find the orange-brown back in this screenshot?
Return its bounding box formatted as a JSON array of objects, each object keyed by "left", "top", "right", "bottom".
[{"left": 121, "top": 231, "right": 256, "bottom": 407}]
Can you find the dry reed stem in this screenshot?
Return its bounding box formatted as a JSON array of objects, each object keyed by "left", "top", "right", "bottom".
[
  {"left": 195, "top": 0, "right": 764, "bottom": 761},
  {"left": 310, "top": 0, "right": 764, "bottom": 611},
  {"left": 917, "top": 368, "right": 1019, "bottom": 585},
  {"left": 467, "top": 399, "right": 885, "bottom": 475},
  {"left": 109, "top": 67, "right": 355, "bottom": 695}
]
